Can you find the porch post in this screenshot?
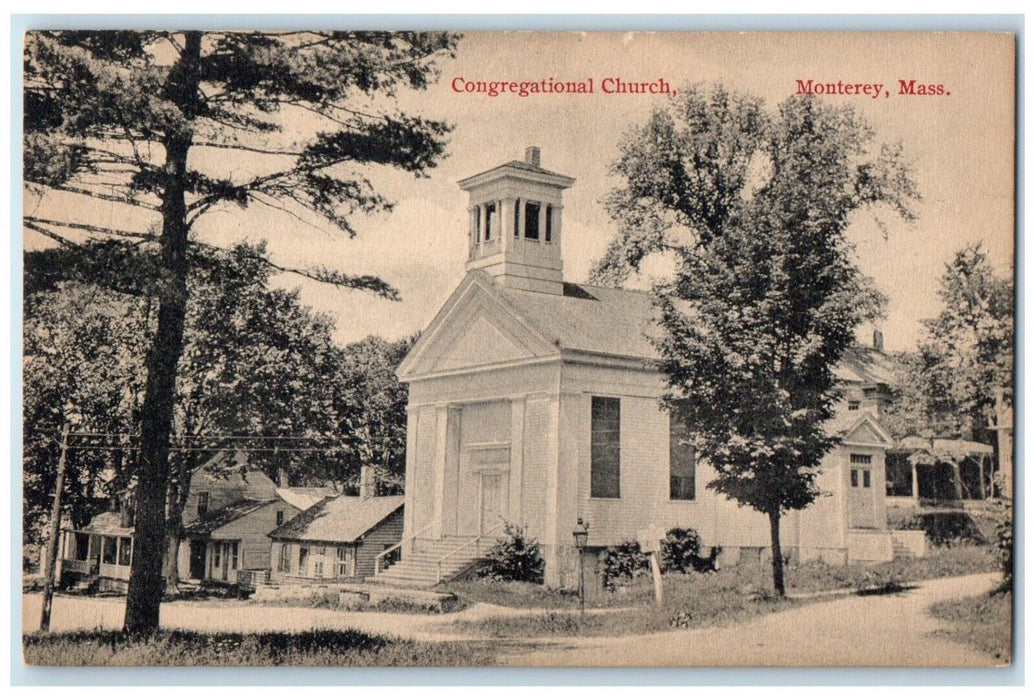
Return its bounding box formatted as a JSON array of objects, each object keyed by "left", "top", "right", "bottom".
[
  {"left": 979, "top": 455, "right": 986, "bottom": 499},
  {"left": 911, "top": 462, "right": 920, "bottom": 502}
]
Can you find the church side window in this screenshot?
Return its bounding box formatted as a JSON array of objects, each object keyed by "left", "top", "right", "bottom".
[
  {"left": 591, "top": 396, "right": 621, "bottom": 498},
  {"left": 669, "top": 415, "right": 696, "bottom": 500}
]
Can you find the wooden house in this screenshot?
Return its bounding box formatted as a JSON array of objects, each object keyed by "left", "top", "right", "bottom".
[{"left": 268, "top": 468, "right": 404, "bottom": 583}]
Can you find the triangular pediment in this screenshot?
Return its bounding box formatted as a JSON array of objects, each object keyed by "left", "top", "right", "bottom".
[
  {"left": 398, "top": 272, "right": 560, "bottom": 379},
  {"left": 843, "top": 414, "right": 894, "bottom": 447}
]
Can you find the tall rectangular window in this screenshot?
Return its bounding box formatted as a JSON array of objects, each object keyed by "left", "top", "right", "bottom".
[
  {"left": 337, "top": 547, "right": 354, "bottom": 577},
  {"left": 513, "top": 198, "right": 521, "bottom": 237},
  {"left": 118, "top": 537, "right": 132, "bottom": 566},
  {"left": 230, "top": 542, "right": 239, "bottom": 570},
  {"left": 197, "top": 492, "right": 209, "bottom": 516},
  {"left": 669, "top": 415, "right": 696, "bottom": 500},
  {"left": 591, "top": 397, "right": 621, "bottom": 498},
  {"left": 484, "top": 202, "right": 497, "bottom": 240},
  {"left": 524, "top": 202, "right": 541, "bottom": 240},
  {"left": 545, "top": 205, "right": 553, "bottom": 242},
  {"left": 298, "top": 546, "right": 309, "bottom": 576},
  {"left": 278, "top": 543, "right": 290, "bottom": 572}
]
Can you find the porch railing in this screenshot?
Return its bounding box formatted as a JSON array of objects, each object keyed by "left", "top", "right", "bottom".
[
  {"left": 434, "top": 521, "right": 504, "bottom": 584},
  {"left": 374, "top": 522, "right": 432, "bottom": 576},
  {"left": 237, "top": 568, "right": 269, "bottom": 591},
  {"left": 60, "top": 558, "right": 98, "bottom": 575}
]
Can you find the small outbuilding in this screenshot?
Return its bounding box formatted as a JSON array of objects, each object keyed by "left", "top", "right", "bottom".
[{"left": 268, "top": 492, "right": 404, "bottom": 583}]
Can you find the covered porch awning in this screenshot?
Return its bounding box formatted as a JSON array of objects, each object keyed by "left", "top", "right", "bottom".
[{"left": 887, "top": 437, "right": 996, "bottom": 501}]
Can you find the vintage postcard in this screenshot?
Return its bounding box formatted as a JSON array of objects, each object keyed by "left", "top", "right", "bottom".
[{"left": 19, "top": 29, "right": 1015, "bottom": 669}]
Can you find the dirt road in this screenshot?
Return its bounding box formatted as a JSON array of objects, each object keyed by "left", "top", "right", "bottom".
[
  {"left": 22, "top": 572, "right": 1002, "bottom": 667},
  {"left": 501, "top": 572, "right": 1003, "bottom": 667}
]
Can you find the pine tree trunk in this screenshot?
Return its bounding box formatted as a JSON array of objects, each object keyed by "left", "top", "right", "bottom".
[
  {"left": 123, "top": 31, "right": 202, "bottom": 633},
  {"left": 768, "top": 509, "right": 786, "bottom": 597}
]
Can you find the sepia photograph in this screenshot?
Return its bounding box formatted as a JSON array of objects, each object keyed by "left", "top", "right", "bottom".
[{"left": 17, "top": 27, "right": 1016, "bottom": 670}]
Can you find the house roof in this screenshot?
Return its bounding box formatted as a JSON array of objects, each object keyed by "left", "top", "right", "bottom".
[
  {"left": 275, "top": 486, "right": 337, "bottom": 511},
  {"left": 182, "top": 499, "right": 274, "bottom": 536},
  {"left": 73, "top": 511, "right": 133, "bottom": 537},
  {"left": 268, "top": 495, "right": 404, "bottom": 544}
]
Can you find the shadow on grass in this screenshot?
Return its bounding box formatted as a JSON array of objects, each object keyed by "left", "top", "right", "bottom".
[
  {"left": 855, "top": 582, "right": 919, "bottom": 597},
  {"left": 23, "top": 628, "right": 499, "bottom": 666}
]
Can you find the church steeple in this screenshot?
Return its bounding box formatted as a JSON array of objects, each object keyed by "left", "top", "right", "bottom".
[{"left": 458, "top": 146, "right": 575, "bottom": 295}]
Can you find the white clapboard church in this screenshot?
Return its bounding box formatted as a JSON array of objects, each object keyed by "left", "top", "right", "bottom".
[{"left": 377, "top": 147, "right": 924, "bottom": 589}]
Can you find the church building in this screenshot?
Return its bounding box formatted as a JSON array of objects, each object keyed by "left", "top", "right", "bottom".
[{"left": 386, "top": 147, "right": 922, "bottom": 589}]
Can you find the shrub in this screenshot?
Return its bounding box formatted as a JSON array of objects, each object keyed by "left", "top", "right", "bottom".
[
  {"left": 660, "top": 527, "right": 702, "bottom": 573},
  {"left": 995, "top": 500, "right": 1013, "bottom": 590},
  {"left": 902, "top": 511, "right": 987, "bottom": 547},
  {"left": 602, "top": 541, "right": 650, "bottom": 589},
  {"left": 478, "top": 522, "right": 545, "bottom": 583}
]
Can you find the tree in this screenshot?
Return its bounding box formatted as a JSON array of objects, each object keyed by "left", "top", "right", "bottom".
[
  {"left": 593, "top": 85, "right": 918, "bottom": 595},
  {"left": 23, "top": 29, "right": 459, "bottom": 631},
  {"left": 914, "top": 243, "right": 1013, "bottom": 441},
  {"left": 331, "top": 334, "right": 415, "bottom": 495},
  {"left": 23, "top": 243, "right": 353, "bottom": 593}
]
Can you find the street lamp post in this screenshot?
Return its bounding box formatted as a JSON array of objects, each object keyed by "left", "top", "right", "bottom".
[{"left": 572, "top": 517, "right": 589, "bottom": 615}]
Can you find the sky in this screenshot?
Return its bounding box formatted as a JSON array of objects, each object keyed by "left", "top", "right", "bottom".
[{"left": 24, "top": 31, "right": 1016, "bottom": 353}]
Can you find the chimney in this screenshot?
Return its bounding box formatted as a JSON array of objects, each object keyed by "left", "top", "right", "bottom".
[
  {"left": 359, "top": 465, "right": 376, "bottom": 500},
  {"left": 277, "top": 467, "right": 290, "bottom": 488},
  {"left": 524, "top": 146, "right": 541, "bottom": 168},
  {"left": 872, "top": 329, "right": 884, "bottom": 352}
]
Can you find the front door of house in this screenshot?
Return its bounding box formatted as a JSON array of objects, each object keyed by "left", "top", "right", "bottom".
[
  {"left": 479, "top": 472, "right": 504, "bottom": 534},
  {"left": 848, "top": 456, "right": 877, "bottom": 529},
  {"left": 189, "top": 540, "right": 206, "bottom": 579}
]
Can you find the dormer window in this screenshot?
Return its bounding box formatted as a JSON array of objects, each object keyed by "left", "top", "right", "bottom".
[
  {"left": 525, "top": 201, "right": 541, "bottom": 240},
  {"left": 848, "top": 400, "right": 860, "bottom": 412}
]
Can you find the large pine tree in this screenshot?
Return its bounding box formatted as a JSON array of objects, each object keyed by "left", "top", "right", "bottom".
[{"left": 23, "top": 30, "right": 459, "bottom": 631}]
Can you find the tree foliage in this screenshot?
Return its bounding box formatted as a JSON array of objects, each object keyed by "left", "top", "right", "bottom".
[
  {"left": 24, "top": 29, "right": 457, "bottom": 630},
  {"left": 332, "top": 335, "right": 415, "bottom": 495},
  {"left": 593, "top": 84, "right": 919, "bottom": 595},
  {"left": 914, "top": 243, "right": 1013, "bottom": 440}
]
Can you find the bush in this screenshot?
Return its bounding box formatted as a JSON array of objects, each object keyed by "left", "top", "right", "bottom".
[
  {"left": 995, "top": 500, "right": 1013, "bottom": 590},
  {"left": 602, "top": 541, "right": 650, "bottom": 589},
  {"left": 901, "top": 511, "right": 987, "bottom": 547},
  {"left": 478, "top": 522, "right": 545, "bottom": 583},
  {"left": 660, "top": 527, "right": 702, "bottom": 573}
]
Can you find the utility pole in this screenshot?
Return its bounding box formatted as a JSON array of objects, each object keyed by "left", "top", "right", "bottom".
[{"left": 40, "top": 423, "right": 70, "bottom": 632}]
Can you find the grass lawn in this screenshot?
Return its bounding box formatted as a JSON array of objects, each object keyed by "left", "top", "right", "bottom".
[
  {"left": 23, "top": 629, "right": 497, "bottom": 666},
  {"left": 448, "top": 544, "right": 998, "bottom": 639},
  {"left": 930, "top": 590, "right": 1012, "bottom": 663}
]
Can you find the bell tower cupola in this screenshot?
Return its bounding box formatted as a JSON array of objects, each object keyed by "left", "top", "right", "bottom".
[{"left": 458, "top": 146, "right": 575, "bottom": 295}]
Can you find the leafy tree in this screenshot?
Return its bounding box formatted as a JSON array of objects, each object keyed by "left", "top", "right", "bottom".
[
  {"left": 331, "top": 334, "right": 415, "bottom": 495},
  {"left": 593, "top": 85, "right": 918, "bottom": 595},
  {"left": 914, "top": 243, "right": 1013, "bottom": 441},
  {"left": 23, "top": 243, "right": 353, "bottom": 592},
  {"left": 24, "top": 30, "right": 458, "bottom": 631}
]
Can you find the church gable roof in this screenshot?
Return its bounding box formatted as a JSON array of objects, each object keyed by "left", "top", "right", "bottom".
[{"left": 397, "top": 271, "right": 660, "bottom": 380}]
